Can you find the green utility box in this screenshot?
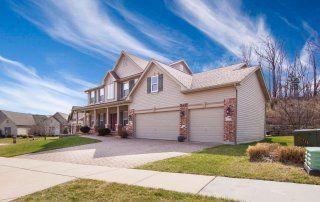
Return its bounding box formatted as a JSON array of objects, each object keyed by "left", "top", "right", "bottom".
[
  {"left": 294, "top": 129, "right": 320, "bottom": 147},
  {"left": 304, "top": 147, "right": 320, "bottom": 176}
]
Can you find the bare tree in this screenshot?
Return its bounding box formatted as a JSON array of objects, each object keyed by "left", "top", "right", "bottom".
[
  {"left": 241, "top": 44, "right": 253, "bottom": 66},
  {"left": 255, "top": 37, "right": 286, "bottom": 98},
  {"left": 306, "top": 40, "right": 319, "bottom": 96}
]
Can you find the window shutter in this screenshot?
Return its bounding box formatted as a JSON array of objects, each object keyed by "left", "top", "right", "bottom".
[
  {"left": 147, "top": 77, "right": 151, "bottom": 93},
  {"left": 158, "top": 74, "right": 163, "bottom": 91},
  {"left": 129, "top": 80, "right": 134, "bottom": 92}
]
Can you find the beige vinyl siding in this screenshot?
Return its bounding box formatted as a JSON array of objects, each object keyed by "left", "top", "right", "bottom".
[
  {"left": 237, "top": 72, "right": 266, "bottom": 143},
  {"left": 170, "top": 62, "right": 190, "bottom": 74},
  {"left": 135, "top": 111, "right": 179, "bottom": 140},
  {"left": 0, "top": 118, "right": 17, "bottom": 136},
  {"left": 189, "top": 108, "right": 224, "bottom": 143},
  {"left": 45, "top": 117, "right": 61, "bottom": 135},
  {"left": 115, "top": 55, "right": 143, "bottom": 78},
  {"left": 130, "top": 64, "right": 236, "bottom": 111}
]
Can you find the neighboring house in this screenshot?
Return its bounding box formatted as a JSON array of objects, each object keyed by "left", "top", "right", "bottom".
[
  {"left": 44, "top": 112, "right": 70, "bottom": 135},
  {"left": 69, "top": 106, "right": 85, "bottom": 134},
  {"left": 72, "top": 51, "right": 270, "bottom": 144},
  {"left": 0, "top": 110, "right": 47, "bottom": 137}
]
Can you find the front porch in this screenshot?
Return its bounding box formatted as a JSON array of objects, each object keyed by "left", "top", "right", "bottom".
[{"left": 74, "top": 104, "right": 129, "bottom": 135}]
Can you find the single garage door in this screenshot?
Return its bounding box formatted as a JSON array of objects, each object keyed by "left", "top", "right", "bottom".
[
  {"left": 17, "top": 128, "right": 29, "bottom": 135},
  {"left": 136, "top": 111, "right": 179, "bottom": 140},
  {"left": 190, "top": 107, "right": 224, "bottom": 143}
]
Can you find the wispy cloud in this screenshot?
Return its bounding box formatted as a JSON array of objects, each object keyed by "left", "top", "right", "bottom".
[
  {"left": 105, "top": 1, "right": 193, "bottom": 52},
  {"left": 168, "top": 0, "right": 272, "bottom": 57},
  {"left": 278, "top": 15, "right": 299, "bottom": 30},
  {"left": 0, "top": 56, "right": 90, "bottom": 114},
  {"left": 11, "top": 0, "right": 170, "bottom": 62}
]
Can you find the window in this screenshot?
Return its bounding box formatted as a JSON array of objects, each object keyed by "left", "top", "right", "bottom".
[
  {"left": 122, "top": 111, "right": 128, "bottom": 126},
  {"left": 90, "top": 91, "right": 95, "bottom": 104},
  {"left": 99, "top": 88, "right": 104, "bottom": 102},
  {"left": 122, "top": 82, "right": 129, "bottom": 97},
  {"left": 107, "top": 83, "right": 114, "bottom": 99},
  {"left": 151, "top": 75, "right": 158, "bottom": 92}
]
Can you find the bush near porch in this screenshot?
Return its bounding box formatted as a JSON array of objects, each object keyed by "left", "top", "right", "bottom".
[{"left": 138, "top": 136, "right": 320, "bottom": 185}]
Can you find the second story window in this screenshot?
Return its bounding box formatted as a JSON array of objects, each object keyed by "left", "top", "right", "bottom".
[
  {"left": 122, "top": 82, "right": 129, "bottom": 97},
  {"left": 151, "top": 75, "right": 158, "bottom": 92},
  {"left": 107, "top": 83, "right": 114, "bottom": 99},
  {"left": 99, "top": 88, "right": 104, "bottom": 102},
  {"left": 90, "top": 91, "right": 95, "bottom": 104}
]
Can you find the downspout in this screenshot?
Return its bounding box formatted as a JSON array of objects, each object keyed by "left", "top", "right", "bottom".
[{"left": 234, "top": 83, "right": 238, "bottom": 145}]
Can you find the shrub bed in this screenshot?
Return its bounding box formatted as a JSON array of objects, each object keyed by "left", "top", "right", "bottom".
[
  {"left": 80, "top": 126, "right": 90, "bottom": 134},
  {"left": 247, "top": 143, "right": 305, "bottom": 165},
  {"left": 97, "top": 128, "right": 111, "bottom": 136}
]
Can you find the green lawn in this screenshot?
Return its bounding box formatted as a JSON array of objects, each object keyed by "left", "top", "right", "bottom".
[
  {"left": 14, "top": 179, "right": 232, "bottom": 202},
  {"left": 0, "top": 136, "right": 100, "bottom": 157},
  {"left": 139, "top": 136, "right": 320, "bottom": 185}
]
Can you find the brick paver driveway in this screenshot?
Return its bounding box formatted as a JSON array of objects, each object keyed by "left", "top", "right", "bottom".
[{"left": 18, "top": 136, "right": 218, "bottom": 168}]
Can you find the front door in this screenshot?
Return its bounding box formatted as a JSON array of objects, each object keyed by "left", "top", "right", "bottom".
[{"left": 110, "top": 113, "right": 117, "bottom": 131}]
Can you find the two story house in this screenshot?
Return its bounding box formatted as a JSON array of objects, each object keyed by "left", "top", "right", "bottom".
[{"left": 72, "top": 51, "right": 270, "bottom": 144}]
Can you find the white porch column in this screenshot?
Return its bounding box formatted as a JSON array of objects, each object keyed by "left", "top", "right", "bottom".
[
  {"left": 116, "top": 106, "right": 120, "bottom": 126},
  {"left": 76, "top": 111, "right": 79, "bottom": 125},
  {"left": 116, "top": 106, "right": 120, "bottom": 133},
  {"left": 106, "top": 107, "right": 109, "bottom": 128},
  {"left": 93, "top": 109, "right": 97, "bottom": 128},
  {"left": 84, "top": 111, "right": 87, "bottom": 125}
]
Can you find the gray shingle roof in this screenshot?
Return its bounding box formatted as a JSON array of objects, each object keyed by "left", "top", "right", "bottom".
[
  {"left": 155, "top": 62, "right": 258, "bottom": 91},
  {"left": 0, "top": 110, "right": 36, "bottom": 126},
  {"left": 126, "top": 52, "right": 149, "bottom": 69},
  {"left": 190, "top": 63, "right": 258, "bottom": 90},
  {"left": 53, "top": 112, "right": 69, "bottom": 125}
]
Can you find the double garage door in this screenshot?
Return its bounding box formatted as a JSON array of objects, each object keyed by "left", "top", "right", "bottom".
[{"left": 135, "top": 107, "right": 224, "bottom": 143}]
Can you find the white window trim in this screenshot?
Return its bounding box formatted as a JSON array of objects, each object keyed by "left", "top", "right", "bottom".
[
  {"left": 99, "top": 88, "right": 104, "bottom": 102},
  {"left": 122, "top": 82, "right": 129, "bottom": 97},
  {"left": 151, "top": 75, "right": 159, "bottom": 93},
  {"left": 107, "top": 83, "right": 114, "bottom": 99},
  {"left": 123, "top": 111, "right": 128, "bottom": 125}
]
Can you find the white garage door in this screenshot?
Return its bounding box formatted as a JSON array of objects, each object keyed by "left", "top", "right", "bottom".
[
  {"left": 136, "top": 111, "right": 179, "bottom": 140},
  {"left": 190, "top": 107, "right": 224, "bottom": 143},
  {"left": 17, "top": 128, "right": 29, "bottom": 135}
]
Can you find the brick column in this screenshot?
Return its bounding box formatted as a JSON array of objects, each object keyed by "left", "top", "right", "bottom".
[
  {"left": 128, "top": 109, "right": 135, "bottom": 136},
  {"left": 224, "top": 98, "right": 237, "bottom": 143},
  {"left": 179, "top": 103, "right": 189, "bottom": 140}
]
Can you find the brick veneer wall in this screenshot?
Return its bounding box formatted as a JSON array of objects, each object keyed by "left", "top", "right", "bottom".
[
  {"left": 179, "top": 103, "right": 189, "bottom": 139},
  {"left": 224, "top": 98, "right": 237, "bottom": 143},
  {"left": 128, "top": 109, "right": 135, "bottom": 136}
]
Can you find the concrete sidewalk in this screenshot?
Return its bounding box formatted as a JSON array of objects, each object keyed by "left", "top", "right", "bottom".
[{"left": 1, "top": 157, "right": 319, "bottom": 202}]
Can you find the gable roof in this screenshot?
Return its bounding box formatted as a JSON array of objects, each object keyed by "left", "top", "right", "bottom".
[
  {"left": 128, "top": 62, "right": 270, "bottom": 100},
  {"left": 53, "top": 112, "right": 69, "bottom": 125},
  {"left": 93, "top": 51, "right": 149, "bottom": 90},
  {"left": 169, "top": 60, "right": 193, "bottom": 75},
  {"left": 126, "top": 52, "right": 149, "bottom": 70},
  {"left": 0, "top": 110, "right": 36, "bottom": 126}
]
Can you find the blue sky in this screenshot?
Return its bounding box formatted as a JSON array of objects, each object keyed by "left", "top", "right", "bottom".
[{"left": 0, "top": 0, "right": 319, "bottom": 114}]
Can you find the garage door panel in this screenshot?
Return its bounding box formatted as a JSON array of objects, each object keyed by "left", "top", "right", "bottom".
[
  {"left": 190, "top": 108, "right": 224, "bottom": 143},
  {"left": 136, "top": 111, "right": 179, "bottom": 140}
]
